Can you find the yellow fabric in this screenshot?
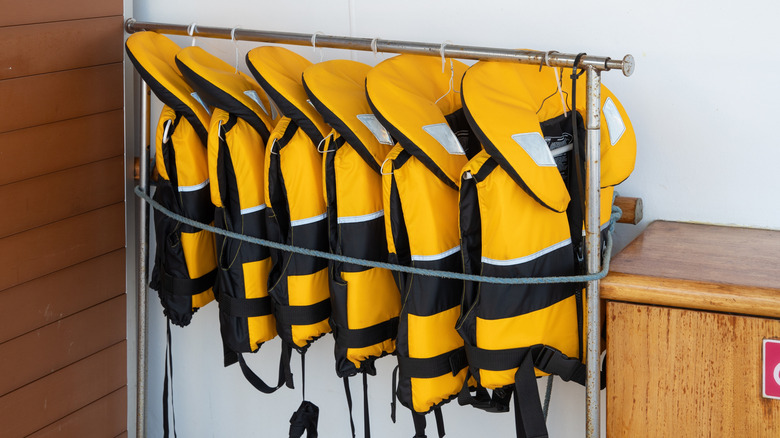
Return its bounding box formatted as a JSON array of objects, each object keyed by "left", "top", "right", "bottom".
[
  {"left": 181, "top": 229, "right": 215, "bottom": 308},
  {"left": 331, "top": 136, "right": 384, "bottom": 218},
  {"left": 477, "top": 295, "right": 579, "bottom": 388},
  {"left": 343, "top": 268, "right": 400, "bottom": 367},
  {"left": 288, "top": 268, "right": 331, "bottom": 348},
  {"left": 392, "top": 151, "right": 461, "bottom": 257},
  {"left": 407, "top": 306, "right": 467, "bottom": 412},
  {"left": 245, "top": 46, "right": 330, "bottom": 137},
  {"left": 125, "top": 32, "right": 210, "bottom": 131},
  {"left": 243, "top": 258, "right": 277, "bottom": 351},
  {"left": 155, "top": 105, "right": 176, "bottom": 182},
  {"left": 366, "top": 54, "right": 470, "bottom": 188},
  {"left": 175, "top": 46, "right": 275, "bottom": 133},
  {"left": 207, "top": 108, "right": 266, "bottom": 211},
  {"left": 303, "top": 59, "right": 394, "bottom": 169},
  {"left": 278, "top": 125, "right": 327, "bottom": 221},
  {"left": 466, "top": 150, "right": 571, "bottom": 261}
]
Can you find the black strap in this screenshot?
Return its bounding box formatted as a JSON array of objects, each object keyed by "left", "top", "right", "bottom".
[
  {"left": 398, "top": 347, "right": 467, "bottom": 380},
  {"left": 344, "top": 377, "right": 357, "bottom": 438},
  {"left": 411, "top": 411, "right": 427, "bottom": 438},
  {"left": 275, "top": 299, "right": 331, "bottom": 326},
  {"left": 363, "top": 372, "right": 371, "bottom": 438},
  {"left": 289, "top": 400, "right": 319, "bottom": 438},
  {"left": 236, "top": 342, "right": 294, "bottom": 394},
  {"left": 217, "top": 294, "right": 273, "bottom": 318},
  {"left": 513, "top": 354, "right": 548, "bottom": 438},
  {"left": 162, "top": 319, "right": 178, "bottom": 438},
  {"left": 160, "top": 268, "right": 216, "bottom": 296},
  {"left": 433, "top": 407, "right": 445, "bottom": 438},
  {"left": 335, "top": 317, "right": 399, "bottom": 349},
  {"left": 390, "top": 365, "right": 399, "bottom": 423}
]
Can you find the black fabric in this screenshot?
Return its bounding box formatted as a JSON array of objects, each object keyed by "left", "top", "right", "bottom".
[
  {"left": 397, "top": 347, "right": 466, "bottom": 380},
  {"left": 443, "top": 107, "right": 481, "bottom": 160},
  {"left": 344, "top": 377, "right": 357, "bottom": 438},
  {"left": 236, "top": 343, "right": 293, "bottom": 394},
  {"left": 303, "top": 80, "right": 383, "bottom": 173},
  {"left": 363, "top": 372, "right": 371, "bottom": 438},
  {"left": 334, "top": 317, "right": 398, "bottom": 349},
  {"left": 125, "top": 48, "right": 208, "bottom": 144},
  {"left": 337, "top": 217, "right": 389, "bottom": 273},
  {"left": 390, "top": 365, "right": 399, "bottom": 423},
  {"left": 275, "top": 299, "right": 331, "bottom": 327},
  {"left": 217, "top": 294, "right": 272, "bottom": 318},
  {"left": 159, "top": 268, "right": 216, "bottom": 297},
  {"left": 512, "top": 354, "right": 548, "bottom": 438},
  {"left": 175, "top": 57, "right": 270, "bottom": 142},
  {"left": 289, "top": 401, "right": 320, "bottom": 438},
  {"left": 412, "top": 411, "right": 427, "bottom": 438}
]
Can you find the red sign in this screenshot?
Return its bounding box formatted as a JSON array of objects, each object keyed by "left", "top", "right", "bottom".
[{"left": 763, "top": 339, "right": 780, "bottom": 399}]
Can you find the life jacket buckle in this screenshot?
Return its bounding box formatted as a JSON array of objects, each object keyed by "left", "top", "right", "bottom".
[{"left": 533, "top": 345, "right": 561, "bottom": 372}]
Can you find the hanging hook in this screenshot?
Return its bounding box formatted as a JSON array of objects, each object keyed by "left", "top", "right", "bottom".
[
  {"left": 371, "top": 37, "right": 380, "bottom": 59},
  {"left": 231, "top": 26, "right": 241, "bottom": 74},
  {"left": 269, "top": 138, "right": 279, "bottom": 155},
  {"left": 187, "top": 22, "right": 198, "bottom": 47},
  {"left": 316, "top": 132, "right": 335, "bottom": 153},
  {"left": 439, "top": 40, "right": 452, "bottom": 73},
  {"left": 544, "top": 51, "right": 567, "bottom": 117},
  {"left": 162, "top": 119, "right": 173, "bottom": 144},
  {"left": 380, "top": 157, "right": 393, "bottom": 176},
  {"left": 311, "top": 31, "right": 325, "bottom": 62},
  {"left": 217, "top": 120, "right": 225, "bottom": 141}
]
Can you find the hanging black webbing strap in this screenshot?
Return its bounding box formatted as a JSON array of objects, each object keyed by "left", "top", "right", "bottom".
[
  {"left": 512, "top": 353, "right": 548, "bottom": 438},
  {"left": 290, "top": 351, "right": 320, "bottom": 438},
  {"left": 236, "top": 342, "right": 293, "bottom": 394},
  {"left": 342, "top": 371, "right": 372, "bottom": 438},
  {"left": 410, "top": 407, "right": 445, "bottom": 438},
  {"left": 344, "top": 376, "right": 357, "bottom": 438},
  {"left": 363, "top": 372, "right": 371, "bottom": 438},
  {"left": 162, "top": 319, "right": 178, "bottom": 438}
]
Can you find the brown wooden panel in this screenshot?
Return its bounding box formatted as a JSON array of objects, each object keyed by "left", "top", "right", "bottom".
[
  {"left": 0, "top": 0, "right": 122, "bottom": 27},
  {"left": 610, "top": 221, "right": 780, "bottom": 290},
  {"left": 607, "top": 302, "right": 780, "bottom": 437},
  {"left": 0, "top": 341, "right": 125, "bottom": 438},
  {"left": 0, "top": 110, "right": 123, "bottom": 186},
  {"left": 0, "top": 295, "right": 125, "bottom": 396},
  {"left": 0, "top": 202, "right": 124, "bottom": 291},
  {"left": 0, "top": 63, "right": 123, "bottom": 134},
  {"left": 115, "top": 433, "right": 128, "bottom": 438},
  {"left": 0, "top": 249, "right": 125, "bottom": 343},
  {"left": 0, "top": 157, "right": 124, "bottom": 238},
  {"left": 27, "top": 387, "right": 126, "bottom": 438},
  {"left": 0, "top": 17, "right": 123, "bottom": 80}
]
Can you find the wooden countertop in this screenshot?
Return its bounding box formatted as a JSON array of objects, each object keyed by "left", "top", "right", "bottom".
[{"left": 601, "top": 221, "right": 780, "bottom": 318}]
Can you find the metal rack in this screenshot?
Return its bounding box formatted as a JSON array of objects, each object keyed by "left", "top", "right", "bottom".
[{"left": 125, "top": 18, "right": 635, "bottom": 438}]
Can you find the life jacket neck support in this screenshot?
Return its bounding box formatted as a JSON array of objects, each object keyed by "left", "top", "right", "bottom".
[
  {"left": 246, "top": 46, "right": 330, "bottom": 145},
  {"left": 125, "top": 32, "right": 210, "bottom": 144},
  {"left": 366, "top": 54, "right": 480, "bottom": 190},
  {"left": 175, "top": 46, "right": 276, "bottom": 142}
]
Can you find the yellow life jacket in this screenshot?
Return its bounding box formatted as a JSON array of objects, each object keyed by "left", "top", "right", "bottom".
[
  {"left": 245, "top": 46, "right": 332, "bottom": 352},
  {"left": 175, "top": 46, "right": 290, "bottom": 393},
  {"left": 125, "top": 32, "right": 216, "bottom": 327},
  {"left": 366, "top": 54, "right": 481, "bottom": 437},
  {"left": 303, "top": 59, "right": 402, "bottom": 438},
  {"left": 457, "top": 60, "right": 636, "bottom": 438}
]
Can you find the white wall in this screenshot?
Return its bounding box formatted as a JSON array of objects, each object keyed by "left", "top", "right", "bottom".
[{"left": 128, "top": 1, "right": 780, "bottom": 437}]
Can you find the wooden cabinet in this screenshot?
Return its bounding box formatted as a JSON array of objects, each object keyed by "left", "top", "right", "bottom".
[{"left": 601, "top": 221, "right": 780, "bottom": 437}]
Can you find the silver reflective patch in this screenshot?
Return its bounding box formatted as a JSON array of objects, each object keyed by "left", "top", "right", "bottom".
[
  {"left": 190, "top": 92, "right": 211, "bottom": 116},
  {"left": 602, "top": 97, "right": 626, "bottom": 145},
  {"left": 244, "top": 90, "right": 269, "bottom": 116},
  {"left": 510, "top": 132, "right": 556, "bottom": 167},
  {"left": 423, "top": 123, "right": 464, "bottom": 155},
  {"left": 357, "top": 114, "right": 394, "bottom": 145}
]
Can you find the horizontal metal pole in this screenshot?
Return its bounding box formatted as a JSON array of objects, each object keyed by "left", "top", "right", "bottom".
[{"left": 125, "top": 18, "right": 634, "bottom": 76}]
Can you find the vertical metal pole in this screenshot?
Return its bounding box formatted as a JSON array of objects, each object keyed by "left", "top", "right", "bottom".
[
  {"left": 584, "top": 65, "right": 602, "bottom": 438},
  {"left": 136, "top": 79, "right": 151, "bottom": 438}
]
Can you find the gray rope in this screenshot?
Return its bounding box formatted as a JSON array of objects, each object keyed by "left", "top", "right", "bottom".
[
  {"left": 135, "top": 185, "right": 620, "bottom": 285},
  {"left": 543, "top": 375, "right": 554, "bottom": 420}
]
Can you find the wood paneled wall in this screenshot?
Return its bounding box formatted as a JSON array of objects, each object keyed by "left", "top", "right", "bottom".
[{"left": 0, "top": 1, "right": 126, "bottom": 436}]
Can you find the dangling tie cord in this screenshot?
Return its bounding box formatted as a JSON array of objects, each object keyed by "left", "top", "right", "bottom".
[
  {"left": 231, "top": 26, "right": 241, "bottom": 74},
  {"left": 545, "top": 50, "right": 568, "bottom": 117},
  {"left": 311, "top": 31, "right": 325, "bottom": 62}
]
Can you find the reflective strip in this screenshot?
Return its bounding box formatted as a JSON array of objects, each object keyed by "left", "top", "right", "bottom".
[
  {"left": 191, "top": 92, "right": 211, "bottom": 116},
  {"left": 244, "top": 90, "right": 269, "bottom": 116},
  {"left": 357, "top": 114, "right": 394, "bottom": 145},
  {"left": 602, "top": 97, "right": 626, "bottom": 145},
  {"left": 178, "top": 179, "right": 209, "bottom": 193},
  {"left": 240, "top": 204, "right": 266, "bottom": 216},
  {"left": 291, "top": 213, "right": 327, "bottom": 227},
  {"left": 510, "top": 132, "right": 556, "bottom": 167},
  {"left": 337, "top": 210, "right": 384, "bottom": 224},
  {"left": 411, "top": 245, "right": 461, "bottom": 262},
  {"left": 423, "top": 123, "right": 465, "bottom": 155},
  {"left": 481, "top": 238, "right": 571, "bottom": 266}
]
